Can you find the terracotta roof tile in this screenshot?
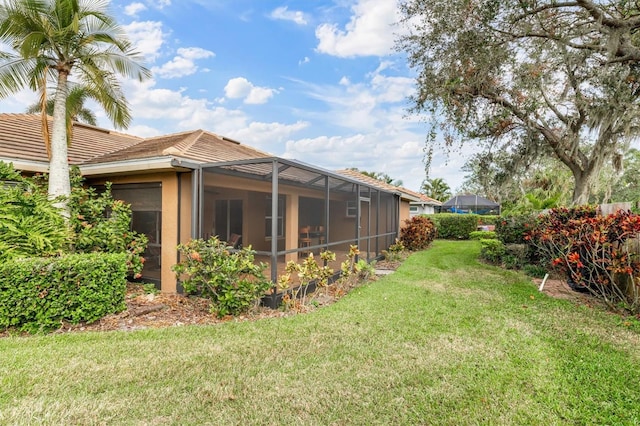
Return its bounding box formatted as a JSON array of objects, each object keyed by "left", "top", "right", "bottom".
[
  {"left": 0, "top": 114, "right": 273, "bottom": 169},
  {"left": 0, "top": 114, "right": 142, "bottom": 165}
]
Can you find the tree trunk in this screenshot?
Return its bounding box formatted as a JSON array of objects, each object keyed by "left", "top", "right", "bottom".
[
  {"left": 48, "top": 71, "right": 71, "bottom": 214},
  {"left": 572, "top": 169, "right": 592, "bottom": 206}
]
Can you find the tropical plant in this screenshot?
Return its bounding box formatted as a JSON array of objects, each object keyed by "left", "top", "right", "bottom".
[
  {"left": 0, "top": 0, "right": 150, "bottom": 208},
  {"left": 26, "top": 84, "right": 98, "bottom": 146},
  {"left": 349, "top": 168, "right": 403, "bottom": 186},
  {"left": 526, "top": 206, "right": 640, "bottom": 313},
  {"left": 173, "top": 237, "right": 271, "bottom": 317},
  {"left": 421, "top": 177, "right": 451, "bottom": 202},
  {"left": 399, "top": 215, "right": 437, "bottom": 250}
]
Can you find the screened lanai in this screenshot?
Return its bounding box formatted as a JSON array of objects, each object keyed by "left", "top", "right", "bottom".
[{"left": 180, "top": 157, "right": 401, "bottom": 305}]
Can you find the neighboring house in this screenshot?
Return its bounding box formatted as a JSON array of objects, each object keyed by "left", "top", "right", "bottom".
[
  {"left": 0, "top": 114, "right": 411, "bottom": 302},
  {"left": 398, "top": 187, "right": 442, "bottom": 216}
]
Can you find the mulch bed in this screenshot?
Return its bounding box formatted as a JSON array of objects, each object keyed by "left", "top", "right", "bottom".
[{"left": 0, "top": 256, "right": 616, "bottom": 337}]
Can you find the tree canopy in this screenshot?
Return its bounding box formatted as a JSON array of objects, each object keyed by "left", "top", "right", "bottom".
[{"left": 397, "top": 0, "right": 640, "bottom": 205}]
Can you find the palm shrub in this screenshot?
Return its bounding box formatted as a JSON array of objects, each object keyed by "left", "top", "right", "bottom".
[
  {"left": 400, "top": 216, "right": 437, "bottom": 250},
  {"left": 0, "top": 164, "right": 70, "bottom": 261},
  {"left": 173, "top": 237, "right": 271, "bottom": 317}
]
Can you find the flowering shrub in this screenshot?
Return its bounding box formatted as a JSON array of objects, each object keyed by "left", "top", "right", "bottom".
[
  {"left": 400, "top": 216, "right": 437, "bottom": 250},
  {"left": 527, "top": 206, "right": 640, "bottom": 313},
  {"left": 495, "top": 214, "right": 535, "bottom": 244},
  {"left": 173, "top": 237, "right": 271, "bottom": 317}
]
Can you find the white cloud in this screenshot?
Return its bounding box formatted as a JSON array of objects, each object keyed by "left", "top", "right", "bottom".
[
  {"left": 124, "top": 2, "right": 147, "bottom": 16},
  {"left": 282, "top": 129, "right": 428, "bottom": 191},
  {"left": 270, "top": 6, "right": 307, "bottom": 25},
  {"left": 226, "top": 121, "right": 310, "bottom": 152},
  {"left": 224, "top": 77, "right": 277, "bottom": 104},
  {"left": 293, "top": 61, "right": 415, "bottom": 133},
  {"left": 299, "top": 56, "right": 310, "bottom": 65},
  {"left": 315, "top": 0, "right": 400, "bottom": 58},
  {"left": 153, "top": 47, "right": 215, "bottom": 79},
  {"left": 124, "top": 21, "right": 166, "bottom": 63}
]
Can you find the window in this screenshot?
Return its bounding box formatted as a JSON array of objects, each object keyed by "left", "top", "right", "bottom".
[
  {"left": 410, "top": 206, "right": 418, "bottom": 213},
  {"left": 346, "top": 200, "right": 357, "bottom": 218},
  {"left": 265, "top": 195, "right": 285, "bottom": 238}
]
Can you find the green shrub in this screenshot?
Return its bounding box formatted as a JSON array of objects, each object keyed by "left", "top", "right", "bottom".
[
  {"left": 478, "top": 215, "right": 500, "bottom": 226},
  {"left": 399, "top": 216, "right": 437, "bottom": 250},
  {"left": 0, "top": 164, "right": 70, "bottom": 261},
  {"left": 0, "top": 164, "right": 147, "bottom": 278},
  {"left": 469, "top": 230, "right": 497, "bottom": 240},
  {"left": 0, "top": 253, "right": 128, "bottom": 333},
  {"left": 428, "top": 214, "right": 479, "bottom": 239},
  {"left": 503, "top": 244, "right": 529, "bottom": 269},
  {"left": 173, "top": 237, "right": 271, "bottom": 317},
  {"left": 68, "top": 178, "right": 148, "bottom": 278},
  {"left": 479, "top": 239, "right": 506, "bottom": 264},
  {"left": 496, "top": 214, "right": 535, "bottom": 244}
]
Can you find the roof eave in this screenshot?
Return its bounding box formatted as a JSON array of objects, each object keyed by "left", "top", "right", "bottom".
[
  {"left": 0, "top": 157, "right": 50, "bottom": 173},
  {"left": 79, "top": 157, "right": 183, "bottom": 176}
]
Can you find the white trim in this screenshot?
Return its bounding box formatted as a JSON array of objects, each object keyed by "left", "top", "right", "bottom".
[
  {"left": 0, "top": 157, "right": 49, "bottom": 173},
  {"left": 79, "top": 157, "right": 177, "bottom": 175}
]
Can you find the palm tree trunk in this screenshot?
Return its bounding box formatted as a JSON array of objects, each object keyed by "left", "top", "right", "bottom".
[{"left": 48, "top": 71, "right": 71, "bottom": 214}]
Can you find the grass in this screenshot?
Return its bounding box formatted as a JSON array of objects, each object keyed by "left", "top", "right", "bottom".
[{"left": 1, "top": 240, "right": 640, "bottom": 425}]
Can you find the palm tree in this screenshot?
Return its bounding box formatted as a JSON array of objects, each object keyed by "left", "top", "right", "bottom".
[
  {"left": 421, "top": 177, "right": 452, "bottom": 202},
  {"left": 26, "top": 84, "right": 98, "bottom": 126},
  {"left": 352, "top": 169, "right": 404, "bottom": 187},
  {"left": 0, "top": 0, "right": 150, "bottom": 209},
  {"left": 26, "top": 84, "right": 98, "bottom": 152}
]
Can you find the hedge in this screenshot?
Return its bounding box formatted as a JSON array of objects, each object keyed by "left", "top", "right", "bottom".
[
  {"left": 426, "top": 214, "right": 479, "bottom": 239},
  {"left": 0, "top": 253, "right": 128, "bottom": 333}
]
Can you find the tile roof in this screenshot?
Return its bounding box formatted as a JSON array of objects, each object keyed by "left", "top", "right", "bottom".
[
  {"left": 85, "top": 130, "right": 272, "bottom": 164},
  {"left": 0, "top": 114, "right": 142, "bottom": 165},
  {"left": 335, "top": 169, "right": 432, "bottom": 202},
  {"left": 399, "top": 186, "right": 442, "bottom": 205},
  {"left": 0, "top": 114, "right": 272, "bottom": 169}
]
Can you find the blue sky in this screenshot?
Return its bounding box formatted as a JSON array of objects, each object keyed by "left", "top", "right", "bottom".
[{"left": 0, "top": 0, "right": 471, "bottom": 192}]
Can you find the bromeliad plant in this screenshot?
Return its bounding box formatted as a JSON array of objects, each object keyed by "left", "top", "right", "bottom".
[
  {"left": 527, "top": 206, "right": 640, "bottom": 313},
  {"left": 173, "top": 237, "right": 271, "bottom": 317}
]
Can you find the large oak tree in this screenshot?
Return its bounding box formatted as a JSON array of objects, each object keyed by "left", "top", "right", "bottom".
[
  {"left": 0, "top": 0, "right": 150, "bottom": 210},
  {"left": 397, "top": 0, "right": 640, "bottom": 204}
]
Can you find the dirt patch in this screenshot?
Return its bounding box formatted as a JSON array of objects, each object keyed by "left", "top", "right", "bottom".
[{"left": 532, "top": 275, "right": 601, "bottom": 306}]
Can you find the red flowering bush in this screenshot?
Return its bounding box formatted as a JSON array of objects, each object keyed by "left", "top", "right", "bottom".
[
  {"left": 527, "top": 206, "right": 640, "bottom": 313},
  {"left": 400, "top": 216, "right": 437, "bottom": 250}
]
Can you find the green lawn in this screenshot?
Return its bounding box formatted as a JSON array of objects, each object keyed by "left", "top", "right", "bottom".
[{"left": 1, "top": 240, "right": 639, "bottom": 425}]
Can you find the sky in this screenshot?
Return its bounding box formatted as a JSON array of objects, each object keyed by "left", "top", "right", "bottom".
[{"left": 0, "top": 0, "right": 472, "bottom": 193}]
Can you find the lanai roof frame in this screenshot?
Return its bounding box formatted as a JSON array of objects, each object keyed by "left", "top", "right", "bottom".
[{"left": 178, "top": 156, "right": 402, "bottom": 305}]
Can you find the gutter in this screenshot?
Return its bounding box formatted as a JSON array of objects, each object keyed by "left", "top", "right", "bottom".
[{"left": 79, "top": 157, "right": 183, "bottom": 176}]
